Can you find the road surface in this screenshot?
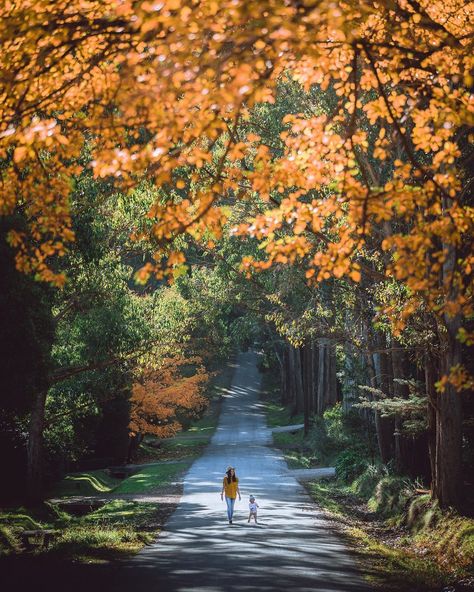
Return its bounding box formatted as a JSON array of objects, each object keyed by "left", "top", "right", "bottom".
[{"left": 114, "top": 350, "right": 370, "bottom": 592}]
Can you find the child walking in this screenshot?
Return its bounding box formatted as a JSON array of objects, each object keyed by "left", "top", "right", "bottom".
[{"left": 248, "top": 495, "right": 259, "bottom": 523}]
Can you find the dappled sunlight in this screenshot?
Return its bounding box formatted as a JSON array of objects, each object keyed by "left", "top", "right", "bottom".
[{"left": 112, "top": 351, "right": 369, "bottom": 592}]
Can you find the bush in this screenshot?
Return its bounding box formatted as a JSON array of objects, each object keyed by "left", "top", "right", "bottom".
[
  {"left": 323, "top": 403, "right": 346, "bottom": 443},
  {"left": 335, "top": 450, "right": 369, "bottom": 482},
  {"left": 368, "top": 475, "right": 413, "bottom": 516},
  {"left": 404, "top": 494, "right": 438, "bottom": 531},
  {"left": 352, "top": 464, "right": 386, "bottom": 499}
]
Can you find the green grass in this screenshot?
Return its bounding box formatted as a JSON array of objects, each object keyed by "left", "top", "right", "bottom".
[
  {"left": 349, "top": 526, "right": 446, "bottom": 591},
  {"left": 259, "top": 371, "right": 330, "bottom": 469},
  {"left": 50, "top": 469, "right": 122, "bottom": 497},
  {"left": 113, "top": 461, "right": 190, "bottom": 495},
  {"left": 307, "top": 479, "right": 474, "bottom": 591},
  {"left": 48, "top": 500, "right": 159, "bottom": 562},
  {"left": 264, "top": 400, "right": 304, "bottom": 428},
  {"left": 0, "top": 499, "right": 168, "bottom": 562},
  {"left": 1, "top": 356, "right": 234, "bottom": 564},
  {"left": 0, "top": 464, "right": 186, "bottom": 561},
  {"left": 271, "top": 430, "right": 322, "bottom": 469}
]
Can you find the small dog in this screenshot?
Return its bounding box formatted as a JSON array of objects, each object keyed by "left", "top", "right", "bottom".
[{"left": 248, "top": 495, "right": 259, "bottom": 523}]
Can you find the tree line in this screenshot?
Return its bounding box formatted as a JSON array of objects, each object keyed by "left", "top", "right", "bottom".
[{"left": 0, "top": 1, "right": 473, "bottom": 511}]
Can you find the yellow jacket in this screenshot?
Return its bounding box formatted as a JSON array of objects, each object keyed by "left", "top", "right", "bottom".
[{"left": 222, "top": 476, "right": 239, "bottom": 499}]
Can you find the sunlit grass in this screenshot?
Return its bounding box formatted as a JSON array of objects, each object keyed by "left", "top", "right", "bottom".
[
  {"left": 51, "top": 470, "right": 121, "bottom": 497},
  {"left": 0, "top": 501, "right": 159, "bottom": 562},
  {"left": 307, "top": 479, "right": 474, "bottom": 590},
  {"left": 113, "top": 461, "right": 190, "bottom": 494}
]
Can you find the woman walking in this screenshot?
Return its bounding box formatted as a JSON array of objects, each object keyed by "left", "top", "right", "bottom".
[{"left": 221, "top": 466, "right": 241, "bottom": 524}]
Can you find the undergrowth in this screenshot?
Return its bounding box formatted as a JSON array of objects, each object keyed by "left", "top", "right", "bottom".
[{"left": 260, "top": 372, "right": 474, "bottom": 590}]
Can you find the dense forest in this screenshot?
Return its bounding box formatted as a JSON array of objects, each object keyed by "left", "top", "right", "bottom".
[{"left": 0, "top": 0, "right": 473, "bottom": 540}]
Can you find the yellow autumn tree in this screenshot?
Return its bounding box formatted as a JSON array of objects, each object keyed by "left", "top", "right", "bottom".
[
  {"left": 129, "top": 356, "right": 209, "bottom": 443},
  {"left": 1, "top": 0, "right": 473, "bottom": 507}
]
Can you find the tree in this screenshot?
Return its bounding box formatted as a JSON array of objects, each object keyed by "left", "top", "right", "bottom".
[
  {"left": 129, "top": 355, "right": 209, "bottom": 457},
  {"left": 1, "top": 0, "right": 472, "bottom": 508}
]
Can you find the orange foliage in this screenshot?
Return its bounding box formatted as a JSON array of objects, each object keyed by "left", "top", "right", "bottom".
[
  {"left": 0, "top": 1, "right": 473, "bottom": 335},
  {"left": 129, "top": 356, "right": 209, "bottom": 439}
]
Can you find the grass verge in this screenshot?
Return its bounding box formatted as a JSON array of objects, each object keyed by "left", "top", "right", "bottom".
[
  {"left": 1, "top": 463, "right": 189, "bottom": 562},
  {"left": 113, "top": 461, "right": 190, "bottom": 494},
  {"left": 260, "top": 371, "right": 342, "bottom": 469},
  {"left": 306, "top": 479, "right": 474, "bottom": 592},
  {"left": 0, "top": 500, "right": 159, "bottom": 563},
  {"left": 50, "top": 470, "right": 122, "bottom": 497}
]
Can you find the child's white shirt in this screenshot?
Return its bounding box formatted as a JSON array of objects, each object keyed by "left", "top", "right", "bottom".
[{"left": 249, "top": 502, "right": 258, "bottom": 512}]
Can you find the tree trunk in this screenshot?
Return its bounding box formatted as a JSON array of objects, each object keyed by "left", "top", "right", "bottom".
[
  {"left": 302, "top": 345, "right": 312, "bottom": 435},
  {"left": 282, "top": 345, "right": 294, "bottom": 405},
  {"left": 27, "top": 389, "right": 47, "bottom": 502},
  {"left": 312, "top": 339, "right": 320, "bottom": 413},
  {"left": 294, "top": 347, "right": 305, "bottom": 414},
  {"left": 391, "top": 341, "right": 409, "bottom": 472},
  {"left": 316, "top": 339, "right": 327, "bottom": 416},
  {"left": 316, "top": 339, "right": 337, "bottom": 415},
  {"left": 425, "top": 351, "right": 437, "bottom": 493},
  {"left": 434, "top": 316, "right": 463, "bottom": 508},
  {"left": 287, "top": 345, "right": 297, "bottom": 412},
  {"left": 377, "top": 335, "right": 395, "bottom": 462},
  {"left": 366, "top": 350, "right": 393, "bottom": 464},
  {"left": 127, "top": 432, "right": 144, "bottom": 462},
  {"left": 275, "top": 348, "right": 287, "bottom": 406},
  {"left": 328, "top": 342, "right": 338, "bottom": 407}
]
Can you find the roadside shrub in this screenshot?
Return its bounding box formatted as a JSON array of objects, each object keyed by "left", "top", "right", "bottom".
[
  {"left": 52, "top": 525, "right": 139, "bottom": 554},
  {"left": 323, "top": 403, "right": 346, "bottom": 443},
  {"left": 307, "top": 416, "right": 333, "bottom": 459},
  {"left": 352, "top": 464, "right": 386, "bottom": 499},
  {"left": 404, "top": 494, "right": 438, "bottom": 531},
  {"left": 335, "top": 450, "right": 369, "bottom": 482},
  {"left": 368, "top": 475, "right": 413, "bottom": 516}
]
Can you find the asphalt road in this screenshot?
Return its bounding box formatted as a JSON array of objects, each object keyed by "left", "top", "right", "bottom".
[{"left": 114, "top": 350, "right": 371, "bottom": 592}]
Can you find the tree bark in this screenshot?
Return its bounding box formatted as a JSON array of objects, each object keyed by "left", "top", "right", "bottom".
[
  {"left": 275, "top": 348, "right": 287, "bottom": 406},
  {"left": 294, "top": 347, "right": 305, "bottom": 415},
  {"left": 425, "top": 351, "right": 437, "bottom": 493},
  {"left": 287, "top": 345, "right": 297, "bottom": 411},
  {"left": 366, "top": 350, "right": 393, "bottom": 464},
  {"left": 434, "top": 315, "right": 463, "bottom": 508},
  {"left": 316, "top": 338, "right": 338, "bottom": 415},
  {"left": 302, "top": 345, "right": 312, "bottom": 435},
  {"left": 316, "top": 339, "right": 327, "bottom": 416},
  {"left": 391, "top": 341, "right": 409, "bottom": 472},
  {"left": 127, "top": 432, "right": 144, "bottom": 462},
  {"left": 26, "top": 388, "right": 47, "bottom": 502}
]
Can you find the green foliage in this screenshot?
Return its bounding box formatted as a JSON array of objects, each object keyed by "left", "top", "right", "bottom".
[
  {"left": 335, "top": 450, "right": 369, "bottom": 482},
  {"left": 357, "top": 380, "right": 428, "bottom": 437},
  {"left": 323, "top": 403, "right": 345, "bottom": 440},
  {"left": 352, "top": 464, "right": 389, "bottom": 500},
  {"left": 0, "top": 525, "right": 21, "bottom": 555}
]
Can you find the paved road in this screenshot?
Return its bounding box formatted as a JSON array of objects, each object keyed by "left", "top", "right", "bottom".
[{"left": 115, "top": 351, "right": 370, "bottom": 592}]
